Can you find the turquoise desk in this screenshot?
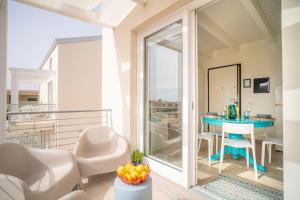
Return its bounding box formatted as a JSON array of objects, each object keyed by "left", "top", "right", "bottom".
[{"left": 203, "top": 116, "right": 274, "bottom": 172}]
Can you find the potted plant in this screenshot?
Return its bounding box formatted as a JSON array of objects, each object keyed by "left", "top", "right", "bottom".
[{"left": 131, "top": 150, "right": 144, "bottom": 166}]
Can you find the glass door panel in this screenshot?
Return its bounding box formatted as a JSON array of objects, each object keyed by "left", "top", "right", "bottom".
[{"left": 144, "top": 20, "right": 183, "bottom": 169}]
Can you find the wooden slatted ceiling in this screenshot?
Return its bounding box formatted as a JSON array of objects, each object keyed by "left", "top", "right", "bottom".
[
  {"left": 197, "top": 0, "right": 281, "bottom": 52},
  {"left": 259, "top": 0, "right": 281, "bottom": 36},
  {"left": 200, "top": 0, "right": 264, "bottom": 44}
]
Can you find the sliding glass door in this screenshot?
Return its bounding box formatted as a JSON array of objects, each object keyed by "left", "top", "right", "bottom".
[
  {"left": 137, "top": 9, "right": 193, "bottom": 187},
  {"left": 144, "top": 20, "right": 183, "bottom": 169}
]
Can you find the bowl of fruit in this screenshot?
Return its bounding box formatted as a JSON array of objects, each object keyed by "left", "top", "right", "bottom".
[
  {"left": 117, "top": 163, "right": 150, "bottom": 185},
  {"left": 117, "top": 150, "right": 150, "bottom": 185}
]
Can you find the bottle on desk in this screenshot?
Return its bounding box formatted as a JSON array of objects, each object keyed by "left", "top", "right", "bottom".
[
  {"left": 234, "top": 99, "right": 240, "bottom": 119},
  {"left": 226, "top": 106, "right": 229, "bottom": 119},
  {"left": 236, "top": 105, "right": 240, "bottom": 119},
  {"left": 221, "top": 106, "right": 226, "bottom": 119},
  {"left": 244, "top": 107, "right": 250, "bottom": 119}
]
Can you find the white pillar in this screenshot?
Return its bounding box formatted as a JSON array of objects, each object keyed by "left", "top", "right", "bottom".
[
  {"left": 11, "top": 71, "right": 19, "bottom": 112},
  {"left": 0, "top": 0, "right": 7, "bottom": 144},
  {"left": 282, "top": 1, "right": 300, "bottom": 199}
]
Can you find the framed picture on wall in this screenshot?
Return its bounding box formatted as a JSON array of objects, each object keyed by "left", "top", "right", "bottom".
[
  {"left": 243, "top": 79, "right": 251, "bottom": 88},
  {"left": 254, "top": 77, "right": 270, "bottom": 93}
]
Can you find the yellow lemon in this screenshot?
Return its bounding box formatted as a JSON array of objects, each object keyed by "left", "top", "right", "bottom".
[
  {"left": 130, "top": 171, "right": 138, "bottom": 178},
  {"left": 125, "top": 163, "right": 133, "bottom": 170},
  {"left": 136, "top": 165, "right": 144, "bottom": 173},
  {"left": 129, "top": 166, "right": 136, "bottom": 172},
  {"left": 140, "top": 171, "right": 147, "bottom": 180},
  {"left": 117, "top": 166, "right": 125, "bottom": 175},
  {"left": 136, "top": 172, "right": 141, "bottom": 178},
  {"left": 117, "top": 171, "right": 124, "bottom": 176},
  {"left": 141, "top": 171, "right": 147, "bottom": 177},
  {"left": 125, "top": 173, "right": 132, "bottom": 182},
  {"left": 143, "top": 165, "right": 150, "bottom": 173}
]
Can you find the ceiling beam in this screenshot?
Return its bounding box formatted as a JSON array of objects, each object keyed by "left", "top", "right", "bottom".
[
  {"left": 240, "top": 0, "right": 275, "bottom": 42},
  {"left": 197, "top": 12, "right": 240, "bottom": 52},
  {"left": 131, "top": 0, "right": 147, "bottom": 6}
]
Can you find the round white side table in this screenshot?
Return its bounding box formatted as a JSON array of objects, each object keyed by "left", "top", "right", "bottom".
[{"left": 114, "top": 176, "right": 152, "bottom": 200}]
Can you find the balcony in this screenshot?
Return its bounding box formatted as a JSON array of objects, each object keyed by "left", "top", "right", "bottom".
[{"left": 2, "top": 109, "right": 208, "bottom": 200}]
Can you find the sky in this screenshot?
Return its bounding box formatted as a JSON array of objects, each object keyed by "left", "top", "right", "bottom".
[
  {"left": 149, "top": 45, "right": 180, "bottom": 102},
  {"left": 7, "top": 0, "right": 101, "bottom": 90}
]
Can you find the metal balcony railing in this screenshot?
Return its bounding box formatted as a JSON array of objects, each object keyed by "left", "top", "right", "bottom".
[
  {"left": 7, "top": 103, "right": 56, "bottom": 113},
  {"left": 5, "top": 109, "right": 112, "bottom": 151}
]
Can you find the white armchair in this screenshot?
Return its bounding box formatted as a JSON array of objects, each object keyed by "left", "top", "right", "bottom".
[
  {"left": 0, "top": 143, "right": 81, "bottom": 200},
  {"left": 58, "top": 190, "right": 89, "bottom": 200},
  {"left": 73, "top": 126, "right": 131, "bottom": 177}
]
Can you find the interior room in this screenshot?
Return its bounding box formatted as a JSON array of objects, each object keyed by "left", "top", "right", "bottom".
[{"left": 196, "top": 0, "right": 283, "bottom": 193}]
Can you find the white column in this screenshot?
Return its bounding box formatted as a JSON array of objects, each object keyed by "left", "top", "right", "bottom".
[
  {"left": 282, "top": 0, "right": 300, "bottom": 199},
  {"left": 0, "top": 0, "right": 7, "bottom": 144},
  {"left": 11, "top": 71, "right": 19, "bottom": 112}
]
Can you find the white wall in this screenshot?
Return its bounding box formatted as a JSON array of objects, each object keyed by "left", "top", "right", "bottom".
[
  {"left": 40, "top": 39, "right": 101, "bottom": 111},
  {"left": 40, "top": 46, "right": 58, "bottom": 106},
  {"left": 282, "top": 0, "right": 300, "bottom": 199},
  {"left": 201, "top": 40, "right": 282, "bottom": 115},
  {"left": 58, "top": 40, "right": 101, "bottom": 110},
  {"left": 39, "top": 39, "right": 102, "bottom": 150},
  {"left": 0, "top": 0, "right": 7, "bottom": 144},
  {"left": 199, "top": 39, "right": 282, "bottom": 138}
]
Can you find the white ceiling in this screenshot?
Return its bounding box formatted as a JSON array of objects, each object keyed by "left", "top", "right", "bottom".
[
  {"left": 16, "top": 0, "right": 281, "bottom": 53},
  {"left": 16, "top": 0, "right": 138, "bottom": 27},
  {"left": 197, "top": 0, "right": 281, "bottom": 55},
  {"left": 259, "top": 0, "right": 281, "bottom": 34}
]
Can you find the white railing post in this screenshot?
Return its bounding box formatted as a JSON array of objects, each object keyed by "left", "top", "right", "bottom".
[
  {"left": 105, "top": 110, "right": 111, "bottom": 127},
  {"left": 55, "top": 112, "right": 58, "bottom": 150},
  {"left": 110, "top": 109, "right": 113, "bottom": 128}
]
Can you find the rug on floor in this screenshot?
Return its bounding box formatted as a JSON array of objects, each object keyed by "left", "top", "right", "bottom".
[{"left": 203, "top": 175, "right": 283, "bottom": 200}]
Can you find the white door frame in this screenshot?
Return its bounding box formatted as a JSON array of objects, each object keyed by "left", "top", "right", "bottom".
[
  {"left": 136, "top": 0, "right": 215, "bottom": 188},
  {"left": 137, "top": 9, "right": 190, "bottom": 187}
]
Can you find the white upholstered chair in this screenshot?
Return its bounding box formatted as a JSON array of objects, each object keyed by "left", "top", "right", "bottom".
[
  {"left": 201, "top": 115, "right": 223, "bottom": 153},
  {"left": 0, "top": 143, "right": 81, "bottom": 200},
  {"left": 73, "top": 126, "right": 131, "bottom": 177},
  {"left": 210, "top": 129, "right": 222, "bottom": 153},
  {"left": 261, "top": 137, "right": 283, "bottom": 166},
  {"left": 58, "top": 190, "right": 89, "bottom": 200},
  {"left": 219, "top": 123, "right": 258, "bottom": 179},
  {"left": 198, "top": 117, "right": 214, "bottom": 165}
]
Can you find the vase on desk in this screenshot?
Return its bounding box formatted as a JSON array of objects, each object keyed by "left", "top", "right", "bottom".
[
  {"left": 228, "top": 105, "right": 237, "bottom": 120},
  {"left": 244, "top": 107, "right": 250, "bottom": 119},
  {"left": 244, "top": 111, "right": 250, "bottom": 119}
]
